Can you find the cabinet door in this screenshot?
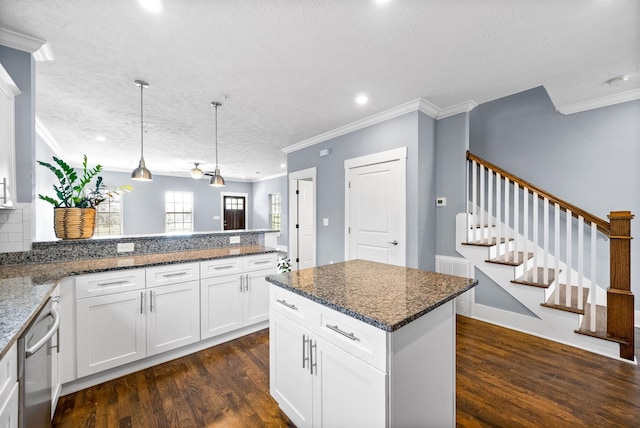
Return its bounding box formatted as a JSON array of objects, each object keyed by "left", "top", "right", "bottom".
[
  {"left": 76, "top": 290, "right": 146, "bottom": 378},
  {"left": 312, "top": 336, "right": 386, "bottom": 428},
  {"left": 51, "top": 289, "right": 61, "bottom": 418},
  {"left": 244, "top": 268, "right": 271, "bottom": 326},
  {"left": 201, "top": 275, "right": 243, "bottom": 339},
  {"left": 147, "top": 280, "right": 200, "bottom": 356},
  {"left": 0, "top": 383, "right": 18, "bottom": 428},
  {"left": 59, "top": 277, "right": 77, "bottom": 384},
  {"left": 270, "top": 311, "right": 313, "bottom": 428}
]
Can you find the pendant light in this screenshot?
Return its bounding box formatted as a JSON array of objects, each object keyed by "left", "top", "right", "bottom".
[
  {"left": 190, "top": 163, "right": 204, "bottom": 179},
  {"left": 209, "top": 101, "right": 225, "bottom": 187},
  {"left": 131, "top": 80, "right": 153, "bottom": 181}
]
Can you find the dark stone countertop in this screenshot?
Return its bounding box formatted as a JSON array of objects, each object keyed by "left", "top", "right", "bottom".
[
  {"left": 266, "top": 259, "right": 477, "bottom": 332},
  {"left": 0, "top": 245, "right": 277, "bottom": 359}
]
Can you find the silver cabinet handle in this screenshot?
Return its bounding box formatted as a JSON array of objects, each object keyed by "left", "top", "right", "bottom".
[
  {"left": 150, "top": 290, "right": 154, "bottom": 312},
  {"left": 97, "top": 280, "right": 129, "bottom": 287},
  {"left": 162, "top": 272, "right": 187, "bottom": 278},
  {"left": 276, "top": 299, "right": 298, "bottom": 310},
  {"left": 214, "top": 265, "right": 234, "bottom": 270},
  {"left": 309, "top": 339, "right": 317, "bottom": 375},
  {"left": 388, "top": 240, "right": 398, "bottom": 245},
  {"left": 140, "top": 291, "right": 144, "bottom": 314},
  {"left": 26, "top": 308, "right": 60, "bottom": 357},
  {"left": 302, "top": 334, "right": 309, "bottom": 369},
  {"left": 239, "top": 275, "right": 244, "bottom": 292},
  {"left": 245, "top": 274, "right": 249, "bottom": 292},
  {"left": 254, "top": 260, "right": 271, "bottom": 265},
  {"left": 326, "top": 324, "right": 359, "bottom": 341}
]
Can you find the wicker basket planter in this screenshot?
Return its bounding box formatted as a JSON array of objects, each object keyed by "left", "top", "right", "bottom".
[{"left": 54, "top": 207, "right": 96, "bottom": 239}]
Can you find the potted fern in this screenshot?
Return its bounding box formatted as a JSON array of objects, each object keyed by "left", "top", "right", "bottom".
[{"left": 38, "top": 155, "right": 130, "bottom": 239}]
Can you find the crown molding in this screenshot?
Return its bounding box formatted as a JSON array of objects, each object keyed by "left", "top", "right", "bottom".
[
  {"left": 556, "top": 88, "right": 640, "bottom": 115},
  {"left": 35, "top": 116, "right": 64, "bottom": 157},
  {"left": 0, "top": 27, "right": 54, "bottom": 61},
  {"left": 282, "top": 97, "right": 478, "bottom": 154},
  {"left": 251, "top": 172, "right": 287, "bottom": 183}
]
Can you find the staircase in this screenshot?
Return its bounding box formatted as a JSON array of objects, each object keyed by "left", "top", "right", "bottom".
[{"left": 455, "top": 152, "right": 635, "bottom": 362}]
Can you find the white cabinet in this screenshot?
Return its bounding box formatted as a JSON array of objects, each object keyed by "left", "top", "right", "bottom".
[
  {"left": 76, "top": 264, "right": 200, "bottom": 377},
  {"left": 201, "top": 254, "right": 276, "bottom": 340},
  {"left": 51, "top": 286, "right": 61, "bottom": 418},
  {"left": 270, "top": 309, "right": 386, "bottom": 428},
  {"left": 0, "top": 64, "right": 19, "bottom": 209},
  {"left": 0, "top": 343, "right": 18, "bottom": 428}
]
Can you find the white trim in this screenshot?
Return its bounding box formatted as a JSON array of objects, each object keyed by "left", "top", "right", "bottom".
[
  {"left": 344, "top": 148, "right": 407, "bottom": 266},
  {"left": 556, "top": 89, "right": 640, "bottom": 115},
  {"left": 282, "top": 97, "right": 477, "bottom": 154},
  {"left": 35, "top": 116, "right": 64, "bottom": 157},
  {"left": 220, "top": 192, "right": 249, "bottom": 231},
  {"left": 288, "top": 167, "right": 317, "bottom": 270},
  {"left": 635, "top": 309, "right": 640, "bottom": 329},
  {"left": 0, "top": 27, "right": 54, "bottom": 61},
  {"left": 251, "top": 172, "right": 287, "bottom": 182},
  {"left": 0, "top": 64, "right": 20, "bottom": 96}
]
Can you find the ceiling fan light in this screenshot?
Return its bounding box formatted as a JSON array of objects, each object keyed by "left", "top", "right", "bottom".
[
  {"left": 131, "top": 158, "right": 153, "bottom": 181},
  {"left": 209, "top": 168, "right": 225, "bottom": 187},
  {"left": 190, "top": 164, "right": 204, "bottom": 179}
]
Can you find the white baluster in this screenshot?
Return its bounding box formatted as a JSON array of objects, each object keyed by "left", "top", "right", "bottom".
[
  {"left": 590, "top": 221, "right": 597, "bottom": 332},
  {"left": 532, "top": 192, "right": 539, "bottom": 283},
  {"left": 543, "top": 198, "right": 549, "bottom": 285},
  {"left": 487, "top": 169, "right": 493, "bottom": 245},
  {"left": 554, "top": 203, "right": 560, "bottom": 305},
  {"left": 496, "top": 172, "right": 502, "bottom": 260},
  {"left": 471, "top": 160, "right": 477, "bottom": 243},
  {"left": 466, "top": 159, "right": 470, "bottom": 240},
  {"left": 523, "top": 187, "right": 529, "bottom": 264},
  {"left": 504, "top": 178, "right": 510, "bottom": 262},
  {"left": 577, "top": 216, "right": 584, "bottom": 311},
  {"left": 566, "top": 209, "right": 572, "bottom": 308},
  {"left": 513, "top": 182, "right": 519, "bottom": 265},
  {"left": 480, "top": 164, "right": 485, "bottom": 244}
]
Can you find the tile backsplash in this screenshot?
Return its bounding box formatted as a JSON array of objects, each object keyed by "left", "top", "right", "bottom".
[{"left": 0, "top": 203, "right": 32, "bottom": 253}]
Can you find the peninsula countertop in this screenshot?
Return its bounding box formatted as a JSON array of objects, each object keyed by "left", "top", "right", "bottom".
[
  {"left": 265, "top": 259, "right": 477, "bottom": 332},
  {"left": 0, "top": 245, "right": 277, "bottom": 359}
]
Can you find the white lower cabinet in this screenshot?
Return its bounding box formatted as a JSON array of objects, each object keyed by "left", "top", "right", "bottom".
[
  {"left": 270, "top": 312, "right": 386, "bottom": 428},
  {"left": 0, "top": 343, "right": 18, "bottom": 428}
]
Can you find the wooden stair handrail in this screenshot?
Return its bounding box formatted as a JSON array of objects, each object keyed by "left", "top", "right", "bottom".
[{"left": 467, "top": 151, "right": 610, "bottom": 235}]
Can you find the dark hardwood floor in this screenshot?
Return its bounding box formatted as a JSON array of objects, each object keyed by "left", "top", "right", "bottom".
[{"left": 53, "top": 316, "right": 640, "bottom": 427}]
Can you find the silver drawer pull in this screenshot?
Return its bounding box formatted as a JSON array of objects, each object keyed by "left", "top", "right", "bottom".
[
  {"left": 162, "top": 272, "right": 187, "bottom": 278},
  {"left": 276, "top": 299, "right": 298, "bottom": 310},
  {"left": 254, "top": 260, "right": 271, "bottom": 265},
  {"left": 326, "top": 324, "right": 359, "bottom": 341},
  {"left": 214, "top": 265, "right": 234, "bottom": 270},
  {"left": 97, "top": 280, "right": 129, "bottom": 287}
]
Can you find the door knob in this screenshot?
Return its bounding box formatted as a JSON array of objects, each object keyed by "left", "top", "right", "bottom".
[{"left": 388, "top": 240, "right": 398, "bottom": 245}]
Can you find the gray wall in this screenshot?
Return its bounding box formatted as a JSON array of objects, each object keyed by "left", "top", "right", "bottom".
[
  {"left": 469, "top": 86, "right": 640, "bottom": 308},
  {"left": 252, "top": 175, "right": 288, "bottom": 247},
  {"left": 34, "top": 134, "right": 58, "bottom": 241},
  {"left": 287, "top": 111, "right": 438, "bottom": 269},
  {"left": 0, "top": 45, "right": 36, "bottom": 203}
]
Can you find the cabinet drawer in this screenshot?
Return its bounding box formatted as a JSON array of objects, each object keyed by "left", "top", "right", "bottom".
[
  {"left": 244, "top": 253, "right": 277, "bottom": 272},
  {"left": 76, "top": 269, "right": 145, "bottom": 298},
  {"left": 146, "top": 262, "right": 200, "bottom": 288},
  {"left": 270, "top": 286, "right": 318, "bottom": 331},
  {"left": 201, "top": 257, "right": 242, "bottom": 279},
  {"left": 0, "top": 342, "right": 16, "bottom": 409},
  {"left": 317, "top": 305, "right": 387, "bottom": 372}
]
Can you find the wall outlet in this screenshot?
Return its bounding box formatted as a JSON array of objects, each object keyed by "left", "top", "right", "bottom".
[
  {"left": 213, "top": 215, "right": 220, "bottom": 220},
  {"left": 323, "top": 218, "right": 329, "bottom": 226},
  {"left": 229, "top": 236, "right": 240, "bottom": 244},
  {"left": 117, "top": 242, "right": 135, "bottom": 253},
  {"left": 436, "top": 197, "right": 447, "bottom": 207}
]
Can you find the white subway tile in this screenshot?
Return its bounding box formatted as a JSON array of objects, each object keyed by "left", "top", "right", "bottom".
[
  {"left": 0, "top": 241, "right": 23, "bottom": 252},
  {"left": 1, "top": 222, "right": 23, "bottom": 233},
  {"left": 8, "top": 232, "right": 23, "bottom": 242},
  {"left": 0, "top": 232, "right": 7, "bottom": 243}
]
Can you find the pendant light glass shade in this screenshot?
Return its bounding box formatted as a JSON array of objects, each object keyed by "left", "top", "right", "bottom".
[
  {"left": 209, "top": 101, "right": 225, "bottom": 187},
  {"left": 131, "top": 80, "right": 153, "bottom": 181},
  {"left": 190, "top": 163, "right": 204, "bottom": 179}
]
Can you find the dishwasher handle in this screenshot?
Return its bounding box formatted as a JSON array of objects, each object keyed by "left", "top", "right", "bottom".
[{"left": 26, "top": 307, "right": 60, "bottom": 358}]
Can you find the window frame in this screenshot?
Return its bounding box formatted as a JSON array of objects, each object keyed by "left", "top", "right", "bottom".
[{"left": 164, "top": 191, "right": 194, "bottom": 233}]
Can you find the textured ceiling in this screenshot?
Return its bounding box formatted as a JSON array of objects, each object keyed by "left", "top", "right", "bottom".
[{"left": 0, "top": 0, "right": 638, "bottom": 180}]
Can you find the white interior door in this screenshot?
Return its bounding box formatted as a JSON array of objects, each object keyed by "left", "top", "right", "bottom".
[
  {"left": 346, "top": 149, "right": 406, "bottom": 266},
  {"left": 297, "top": 180, "right": 315, "bottom": 269}
]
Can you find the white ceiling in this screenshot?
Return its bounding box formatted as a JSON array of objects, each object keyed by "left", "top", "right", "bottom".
[{"left": 0, "top": 0, "right": 638, "bottom": 181}]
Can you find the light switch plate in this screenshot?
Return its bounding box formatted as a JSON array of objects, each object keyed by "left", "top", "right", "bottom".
[
  {"left": 323, "top": 218, "right": 329, "bottom": 226},
  {"left": 117, "top": 242, "right": 135, "bottom": 253}
]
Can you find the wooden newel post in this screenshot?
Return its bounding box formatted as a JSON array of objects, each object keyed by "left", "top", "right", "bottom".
[{"left": 607, "top": 211, "right": 634, "bottom": 360}]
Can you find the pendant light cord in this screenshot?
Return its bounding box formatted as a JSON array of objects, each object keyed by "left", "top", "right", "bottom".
[
  {"left": 214, "top": 103, "right": 219, "bottom": 169},
  {"left": 140, "top": 83, "right": 144, "bottom": 160}
]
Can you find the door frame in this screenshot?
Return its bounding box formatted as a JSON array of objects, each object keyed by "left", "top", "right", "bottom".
[
  {"left": 220, "top": 192, "right": 249, "bottom": 230},
  {"left": 344, "top": 147, "right": 407, "bottom": 264},
  {"left": 288, "top": 167, "right": 317, "bottom": 270}
]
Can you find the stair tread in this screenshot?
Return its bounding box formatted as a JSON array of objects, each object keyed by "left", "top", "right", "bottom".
[
  {"left": 462, "top": 237, "right": 511, "bottom": 247},
  {"left": 485, "top": 251, "right": 533, "bottom": 267},
  {"left": 511, "top": 267, "right": 557, "bottom": 288},
  {"left": 540, "top": 284, "right": 588, "bottom": 314},
  {"left": 575, "top": 304, "right": 628, "bottom": 345}
]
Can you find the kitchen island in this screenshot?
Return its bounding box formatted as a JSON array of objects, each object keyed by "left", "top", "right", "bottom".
[{"left": 265, "top": 259, "right": 477, "bottom": 428}]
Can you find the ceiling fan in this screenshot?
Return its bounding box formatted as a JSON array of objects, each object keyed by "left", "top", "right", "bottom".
[{"left": 170, "top": 163, "right": 215, "bottom": 179}]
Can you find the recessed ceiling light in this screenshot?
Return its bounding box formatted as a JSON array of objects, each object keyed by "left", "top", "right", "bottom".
[
  {"left": 375, "top": 0, "right": 391, "bottom": 3},
  {"left": 355, "top": 94, "right": 369, "bottom": 105},
  {"left": 138, "top": 0, "right": 163, "bottom": 13},
  {"left": 280, "top": 163, "right": 286, "bottom": 168},
  {"left": 95, "top": 136, "right": 106, "bottom": 142},
  {"left": 606, "top": 75, "right": 631, "bottom": 86}
]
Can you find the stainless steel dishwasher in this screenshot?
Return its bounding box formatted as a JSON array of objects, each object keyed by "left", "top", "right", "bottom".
[{"left": 17, "top": 297, "right": 60, "bottom": 428}]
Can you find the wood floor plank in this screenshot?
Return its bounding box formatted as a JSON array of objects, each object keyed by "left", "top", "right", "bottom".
[{"left": 54, "top": 320, "right": 640, "bottom": 428}]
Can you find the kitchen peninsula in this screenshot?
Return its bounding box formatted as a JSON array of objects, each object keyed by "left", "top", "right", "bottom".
[{"left": 266, "top": 259, "right": 477, "bottom": 428}]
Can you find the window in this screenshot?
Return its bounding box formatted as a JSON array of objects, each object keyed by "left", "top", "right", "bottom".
[
  {"left": 269, "top": 193, "right": 281, "bottom": 231},
  {"left": 94, "top": 191, "right": 123, "bottom": 236},
  {"left": 165, "top": 191, "right": 193, "bottom": 233}
]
